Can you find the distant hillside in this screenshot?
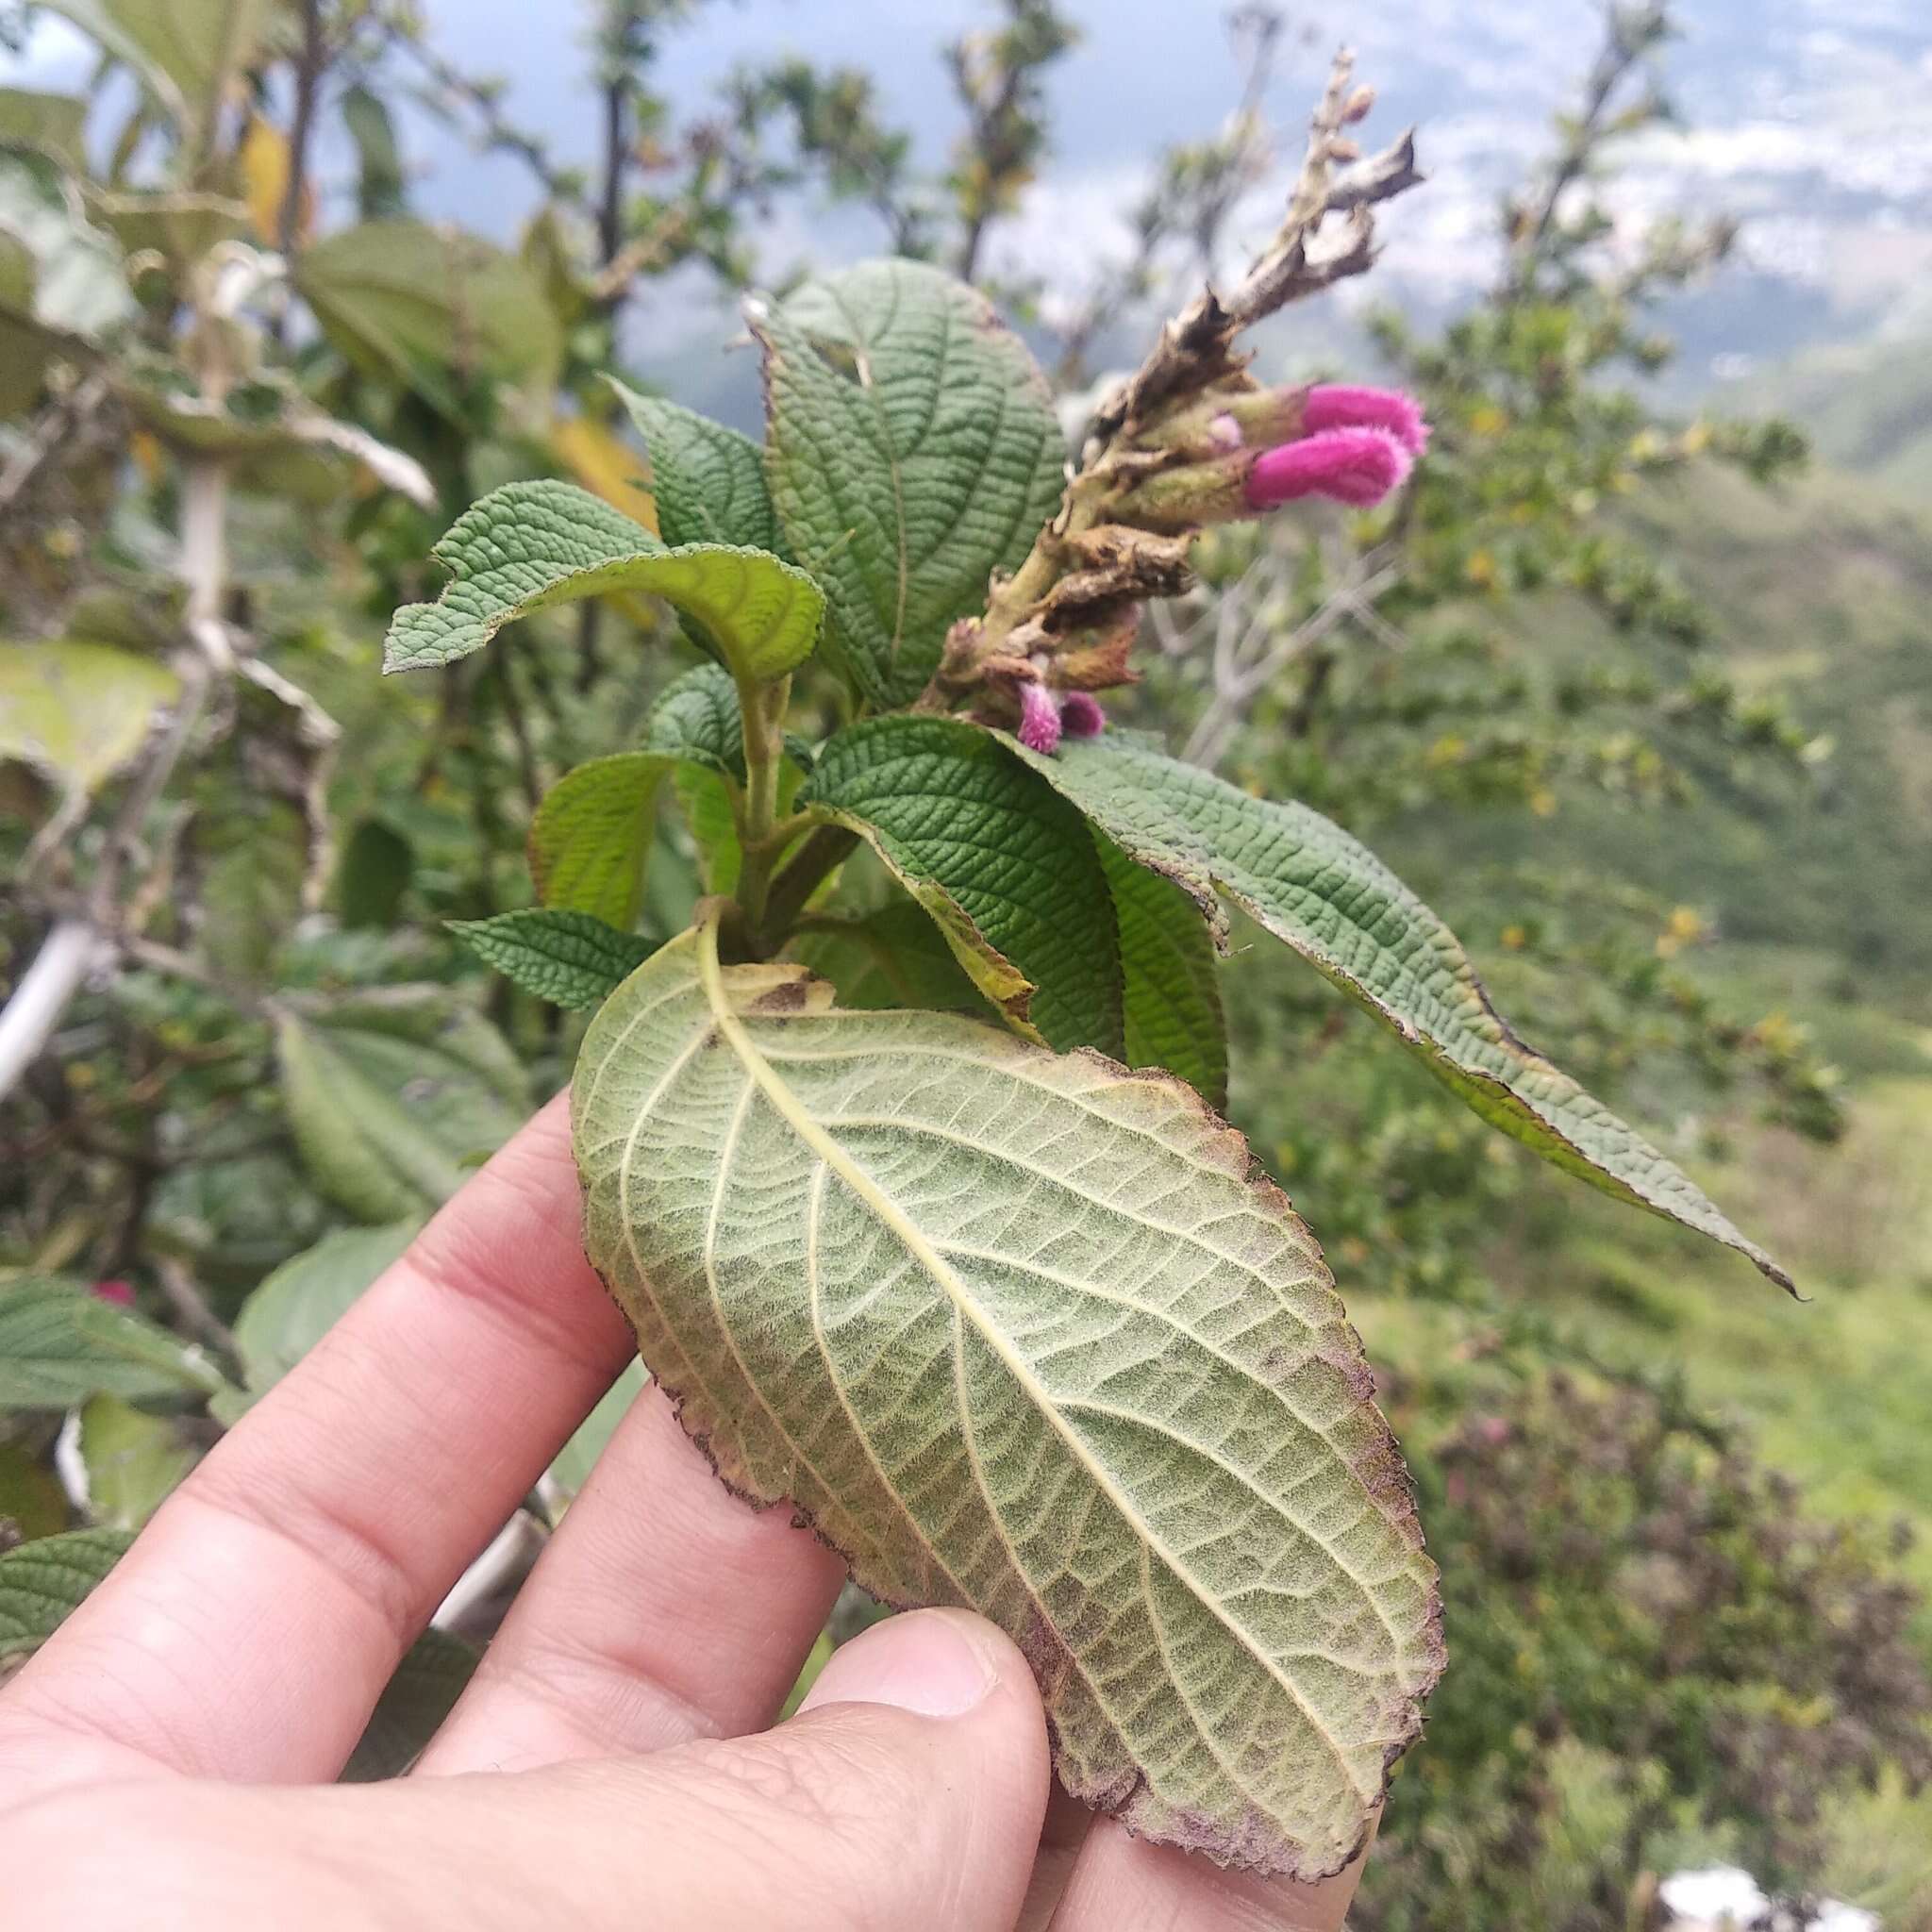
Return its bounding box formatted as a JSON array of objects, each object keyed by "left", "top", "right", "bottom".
[
  {"left": 1581, "top": 462, "right": 1932, "bottom": 1008},
  {"left": 1724, "top": 336, "right": 1932, "bottom": 508}
]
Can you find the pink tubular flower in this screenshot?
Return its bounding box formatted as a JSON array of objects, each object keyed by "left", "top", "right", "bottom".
[
  {"left": 1303, "top": 382, "right": 1430, "bottom": 456},
  {"left": 1017, "top": 679, "right": 1062, "bottom": 755},
  {"left": 91, "top": 1279, "right": 135, "bottom": 1307},
  {"left": 1059, "top": 691, "right": 1106, "bottom": 740},
  {"left": 1245, "top": 425, "right": 1412, "bottom": 511}
]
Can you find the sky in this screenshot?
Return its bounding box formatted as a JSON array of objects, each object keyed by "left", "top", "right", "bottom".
[{"left": 8, "top": 0, "right": 1931, "bottom": 393}]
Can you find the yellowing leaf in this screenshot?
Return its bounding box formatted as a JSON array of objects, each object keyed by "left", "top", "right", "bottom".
[
  {"left": 552, "top": 413, "right": 658, "bottom": 533},
  {"left": 575, "top": 917, "right": 1443, "bottom": 1879},
  {"left": 240, "top": 113, "right": 307, "bottom": 244},
  {"left": 0, "top": 640, "right": 177, "bottom": 796}
]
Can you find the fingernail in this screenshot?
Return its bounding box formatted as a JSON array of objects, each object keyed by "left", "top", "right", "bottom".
[{"left": 797, "top": 1608, "right": 1003, "bottom": 1721}]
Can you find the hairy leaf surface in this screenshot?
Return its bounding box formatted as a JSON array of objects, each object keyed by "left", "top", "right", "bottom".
[
  {"left": 574, "top": 922, "right": 1443, "bottom": 1878},
  {"left": 608, "top": 380, "right": 782, "bottom": 554},
  {"left": 753, "top": 258, "right": 1065, "bottom": 708},
  {"left": 800, "top": 717, "right": 1122, "bottom": 1052},
  {"left": 1101, "top": 840, "right": 1228, "bottom": 1109},
  {"left": 382, "top": 479, "right": 822, "bottom": 687},
  {"left": 1012, "top": 733, "right": 1791, "bottom": 1291},
  {"left": 451, "top": 908, "right": 658, "bottom": 1010},
  {"left": 0, "top": 1528, "right": 132, "bottom": 1661}
]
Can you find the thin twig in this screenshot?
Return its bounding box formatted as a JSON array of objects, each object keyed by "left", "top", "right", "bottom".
[
  {"left": 277, "top": 0, "right": 326, "bottom": 261},
  {"left": 155, "top": 1255, "right": 239, "bottom": 1358}
]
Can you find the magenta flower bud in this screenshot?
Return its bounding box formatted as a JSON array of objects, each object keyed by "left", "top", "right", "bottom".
[
  {"left": 92, "top": 1278, "right": 135, "bottom": 1307},
  {"left": 1059, "top": 691, "right": 1106, "bottom": 739},
  {"left": 1017, "top": 679, "right": 1062, "bottom": 755},
  {"left": 1245, "top": 426, "right": 1412, "bottom": 510},
  {"left": 1303, "top": 383, "right": 1429, "bottom": 456}
]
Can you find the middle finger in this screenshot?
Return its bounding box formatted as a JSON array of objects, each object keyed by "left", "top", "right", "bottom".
[{"left": 414, "top": 1382, "right": 844, "bottom": 1774}]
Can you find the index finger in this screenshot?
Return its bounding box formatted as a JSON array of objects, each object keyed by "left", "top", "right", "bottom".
[{"left": 0, "top": 1095, "right": 632, "bottom": 1802}]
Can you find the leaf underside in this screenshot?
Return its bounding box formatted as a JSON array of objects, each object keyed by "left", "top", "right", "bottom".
[
  {"left": 573, "top": 924, "right": 1443, "bottom": 1879},
  {"left": 527, "top": 752, "right": 674, "bottom": 931},
  {"left": 1008, "top": 731, "right": 1792, "bottom": 1292}
]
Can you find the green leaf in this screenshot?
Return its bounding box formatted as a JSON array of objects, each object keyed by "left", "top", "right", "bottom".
[
  {"left": 544, "top": 1359, "right": 648, "bottom": 1516},
  {"left": 0, "top": 1277, "right": 225, "bottom": 1413},
  {"left": 0, "top": 1437, "right": 67, "bottom": 1541},
  {"left": 275, "top": 996, "right": 526, "bottom": 1224},
  {"left": 0, "top": 641, "right": 176, "bottom": 797},
  {"left": 337, "top": 818, "right": 414, "bottom": 929},
  {"left": 0, "top": 1527, "right": 132, "bottom": 1664},
  {"left": 382, "top": 480, "right": 824, "bottom": 690},
  {"left": 90, "top": 188, "right": 246, "bottom": 268},
  {"left": 341, "top": 83, "right": 405, "bottom": 222},
  {"left": 575, "top": 922, "right": 1442, "bottom": 1880},
  {"left": 786, "top": 902, "right": 989, "bottom": 1013},
  {"left": 226, "top": 1220, "right": 423, "bottom": 1406},
  {"left": 644, "top": 662, "right": 752, "bottom": 778},
  {"left": 673, "top": 766, "right": 742, "bottom": 894},
  {"left": 451, "top": 908, "right": 658, "bottom": 1011},
  {"left": 0, "top": 90, "right": 88, "bottom": 169},
  {"left": 43, "top": 0, "right": 269, "bottom": 156},
  {"left": 800, "top": 717, "right": 1121, "bottom": 1052},
  {"left": 1101, "top": 840, "right": 1229, "bottom": 1110},
  {"left": 78, "top": 1393, "right": 196, "bottom": 1529},
  {"left": 342, "top": 1626, "right": 478, "bottom": 1780},
  {"left": 194, "top": 797, "right": 307, "bottom": 984},
  {"left": 672, "top": 758, "right": 808, "bottom": 901},
  {"left": 528, "top": 752, "right": 674, "bottom": 930},
  {"left": 295, "top": 219, "right": 561, "bottom": 416},
  {"left": 0, "top": 149, "right": 135, "bottom": 411},
  {"left": 607, "top": 380, "right": 782, "bottom": 554},
  {"left": 753, "top": 258, "right": 1065, "bottom": 708},
  {"left": 1015, "top": 733, "right": 1793, "bottom": 1292}
]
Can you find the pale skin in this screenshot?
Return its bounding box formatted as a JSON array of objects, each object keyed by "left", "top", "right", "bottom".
[{"left": 0, "top": 1095, "right": 1367, "bottom": 1929}]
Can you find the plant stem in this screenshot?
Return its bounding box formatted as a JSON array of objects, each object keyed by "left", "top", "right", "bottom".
[
  {"left": 756, "top": 824, "right": 859, "bottom": 950},
  {"left": 278, "top": 0, "right": 325, "bottom": 260},
  {"left": 0, "top": 922, "right": 111, "bottom": 1101},
  {"left": 729, "top": 675, "right": 792, "bottom": 933}
]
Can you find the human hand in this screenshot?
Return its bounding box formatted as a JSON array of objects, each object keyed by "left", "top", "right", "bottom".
[{"left": 0, "top": 1096, "right": 1369, "bottom": 1929}]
